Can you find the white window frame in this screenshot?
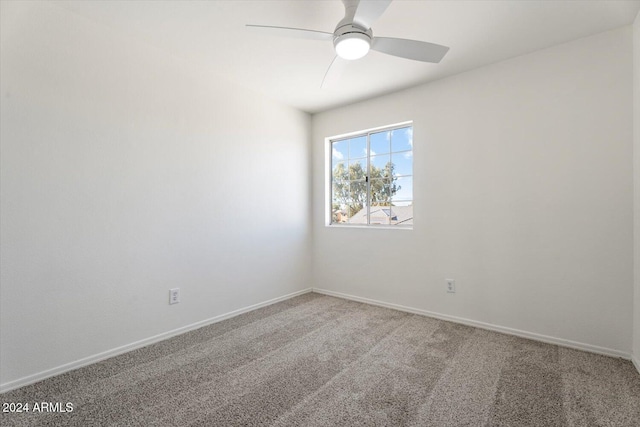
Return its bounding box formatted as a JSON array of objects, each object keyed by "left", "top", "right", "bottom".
[{"left": 326, "top": 121, "right": 413, "bottom": 229}]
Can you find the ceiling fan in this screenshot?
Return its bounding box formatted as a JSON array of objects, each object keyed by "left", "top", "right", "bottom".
[{"left": 246, "top": 0, "right": 449, "bottom": 87}]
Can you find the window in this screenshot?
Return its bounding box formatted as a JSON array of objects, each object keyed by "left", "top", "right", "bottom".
[{"left": 329, "top": 123, "right": 413, "bottom": 227}]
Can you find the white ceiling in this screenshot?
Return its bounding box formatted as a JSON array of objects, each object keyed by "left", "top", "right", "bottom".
[{"left": 55, "top": 0, "right": 640, "bottom": 114}]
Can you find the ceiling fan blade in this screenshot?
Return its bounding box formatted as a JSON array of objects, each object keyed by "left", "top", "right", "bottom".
[
  {"left": 371, "top": 37, "right": 449, "bottom": 63},
  {"left": 321, "top": 56, "right": 347, "bottom": 89},
  {"left": 246, "top": 24, "right": 333, "bottom": 41},
  {"left": 352, "top": 0, "right": 392, "bottom": 30}
]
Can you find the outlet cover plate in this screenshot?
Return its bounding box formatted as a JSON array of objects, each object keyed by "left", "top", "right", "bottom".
[
  {"left": 169, "top": 288, "right": 180, "bottom": 304},
  {"left": 446, "top": 279, "right": 456, "bottom": 293}
]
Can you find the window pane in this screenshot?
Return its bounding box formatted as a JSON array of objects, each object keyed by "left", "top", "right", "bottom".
[
  {"left": 348, "top": 158, "right": 366, "bottom": 180},
  {"left": 332, "top": 196, "right": 351, "bottom": 223},
  {"left": 332, "top": 209, "right": 348, "bottom": 224},
  {"left": 392, "top": 176, "right": 413, "bottom": 202},
  {"left": 347, "top": 205, "right": 368, "bottom": 224},
  {"left": 391, "top": 151, "right": 412, "bottom": 176},
  {"left": 332, "top": 161, "right": 348, "bottom": 180},
  {"left": 332, "top": 140, "right": 348, "bottom": 163},
  {"left": 332, "top": 179, "right": 349, "bottom": 206},
  {"left": 369, "top": 206, "right": 392, "bottom": 225},
  {"left": 349, "top": 181, "right": 367, "bottom": 212},
  {"left": 370, "top": 131, "right": 390, "bottom": 155},
  {"left": 349, "top": 136, "right": 367, "bottom": 159},
  {"left": 370, "top": 154, "right": 391, "bottom": 178},
  {"left": 369, "top": 178, "right": 392, "bottom": 205},
  {"left": 391, "top": 127, "right": 413, "bottom": 152},
  {"left": 391, "top": 205, "right": 413, "bottom": 225}
]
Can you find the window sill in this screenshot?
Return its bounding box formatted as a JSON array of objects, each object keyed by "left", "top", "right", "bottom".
[{"left": 326, "top": 224, "right": 413, "bottom": 230}]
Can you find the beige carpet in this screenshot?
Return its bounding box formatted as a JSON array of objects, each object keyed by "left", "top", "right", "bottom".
[{"left": 2, "top": 293, "right": 639, "bottom": 426}]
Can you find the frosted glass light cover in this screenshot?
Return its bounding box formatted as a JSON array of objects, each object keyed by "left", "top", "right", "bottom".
[{"left": 335, "top": 34, "right": 370, "bottom": 60}]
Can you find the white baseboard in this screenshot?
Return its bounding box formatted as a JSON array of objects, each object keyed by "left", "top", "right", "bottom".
[
  {"left": 633, "top": 355, "right": 640, "bottom": 376},
  {"left": 0, "top": 288, "right": 313, "bottom": 394},
  {"left": 313, "top": 288, "right": 631, "bottom": 360}
]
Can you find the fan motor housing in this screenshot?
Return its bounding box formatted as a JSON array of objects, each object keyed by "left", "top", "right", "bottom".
[
  {"left": 333, "top": 24, "right": 372, "bottom": 47},
  {"left": 333, "top": 23, "right": 372, "bottom": 40}
]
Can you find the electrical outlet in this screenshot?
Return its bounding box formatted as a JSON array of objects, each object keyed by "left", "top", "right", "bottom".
[
  {"left": 446, "top": 279, "right": 456, "bottom": 293},
  {"left": 169, "top": 288, "right": 180, "bottom": 305}
]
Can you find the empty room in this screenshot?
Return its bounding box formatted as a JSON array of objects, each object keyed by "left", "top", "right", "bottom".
[{"left": 1, "top": 0, "right": 640, "bottom": 425}]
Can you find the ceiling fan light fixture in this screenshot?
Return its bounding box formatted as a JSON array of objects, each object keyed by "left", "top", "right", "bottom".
[{"left": 334, "top": 32, "right": 371, "bottom": 60}]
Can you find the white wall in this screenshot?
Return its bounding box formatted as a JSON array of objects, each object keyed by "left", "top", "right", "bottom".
[
  {"left": 0, "top": 2, "right": 311, "bottom": 388},
  {"left": 633, "top": 11, "right": 640, "bottom": 370},
  {"left": 312, "top": 27, "right": 634, "bottom": 355}
]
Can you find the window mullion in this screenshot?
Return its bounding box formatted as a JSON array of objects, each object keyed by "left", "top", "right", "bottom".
[{"left": 366, "top": 132, "right": 371, "bottom": 225}]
